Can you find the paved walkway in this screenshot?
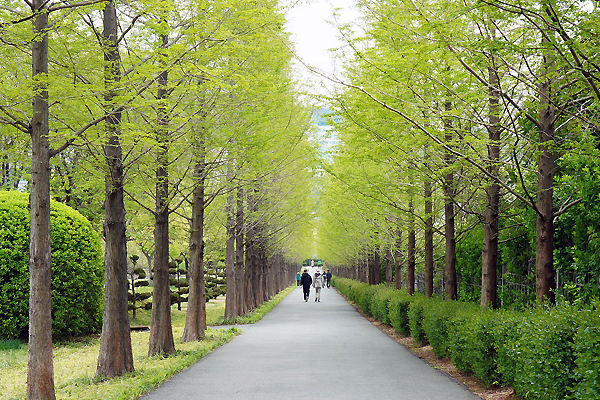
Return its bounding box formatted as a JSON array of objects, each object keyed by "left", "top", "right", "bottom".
[{"left": 141, "top": 286, "right": 480, "bottom": 400}]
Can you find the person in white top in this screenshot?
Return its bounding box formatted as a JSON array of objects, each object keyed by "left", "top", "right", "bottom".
[{"left": 312, "top": 271, "right": 324, "bottom": 302}]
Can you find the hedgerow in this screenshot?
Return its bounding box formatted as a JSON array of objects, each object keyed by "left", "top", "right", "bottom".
[
  {"left": 370, "top": 286, "right": 396, "bottom": 324},
  {"left": 408, "top": 294, "right": 428, "bottom": 345},
  {"left": 332, "top": 277, "right": 600, "bottom": 398},
  {"left": 448, "top": 306, "right": 499, "bottom": 386},
  {"left": 388, "top": 290, "right": 412, "bottom": 336},
  {"left": 571, "top": 304, "right": 600, "bottom": 399},
  {"left": 0, "top": 191, "right": 103, "bottom": 340}
]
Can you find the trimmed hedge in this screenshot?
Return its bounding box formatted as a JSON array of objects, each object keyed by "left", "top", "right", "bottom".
[
  {"left": 510, "top": 306, "right": 578, "bottom": 400},
  {"left": 0, "top": 191, "right": 103, "bottom": 340},
  {"left": 422, "top": 298, "right": 463, "bottom": 358},
  {"left": 370, "top": 286, "right": 396, "bottom": 324},
  {"left": 448, "top": 306, "right": 499, "bottom": 386},
  {"left": 388, "top": 290, "right": 412, "bottom": 336},
  {"left": 408, "top": 294, "right": 428, "bottom": 345},
  {"left": 572, "top": 305, "right": 600, "bottom": 399},
  {"left": 332, "top": 277, "right": 600, "bottom": 398}
]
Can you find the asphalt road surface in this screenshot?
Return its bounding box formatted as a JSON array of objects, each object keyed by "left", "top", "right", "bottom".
[{"left": 141, "top": 285, "right": 481, "bottom": 400}]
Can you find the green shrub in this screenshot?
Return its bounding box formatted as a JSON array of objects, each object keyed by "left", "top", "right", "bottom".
[
  {"left": 570, "top": 305, "right": 600, "bottom": 399},
  {"left": 0, "top": 339, "right": 22, "bottom": 351},
  {"left": 493, "top": 310, "right": 524, "bottom": 386},
  {"left": 370, "top": 286, "right": 395, "bottom": 324},
  {"left": 408, "top": 294, "right": 428, "bottom": 345},
  {"left": 346, "top": 279, "right": 364, "bottom": 304},
  {"left": 354, "top": 283, "right": 378, "bottom": 316},
  {"left": 448, "top": 306, "right": 498, "bottom": 386},
  {"left": 388, "top": 290, "right": 412, "bottom": 336},
  {"left": 422, "top": 298, "right": 461, "bottom": 358},
  {"left": 0, "top": 191, "right": 103, "bottom": 340},
  {"left": 510, "top": 305, "right": 578, "bottom": 400}
]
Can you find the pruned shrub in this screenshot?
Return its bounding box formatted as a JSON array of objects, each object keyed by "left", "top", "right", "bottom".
[
  {"left": 448, "top": 306, "right": 498, "bottom": 386},
  {"left": 388, "top": 290, "right": 413, "bottom": 336},
  {"left": 408, "top": 294, "right": 428, "bottom": 345},
  {"left": 571, "top": 305, "right": 600, "bottom": 399},
  {"left": 422, "top": 297, "right": 462, "bottom": 358},
  {"left": 370, "top": 286, "right": 395, "bottom": 324},
  {"left": 353, "top": 283, "right": 378, "bottom": 316},
  {"left": 509, "top": 305, "right": 578, "bottom": 400},
  {"left": 0, "top": 191, "right": 103, "bottom": 340},
  {"left": 493, "top": 310, "right": 523, "bottom": 386}
]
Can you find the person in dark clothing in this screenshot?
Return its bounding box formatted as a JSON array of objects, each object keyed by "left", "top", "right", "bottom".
[
  {"left": 325, "top": 271, "right": 332, "bottom": 288},
  {"left": 300, "top": 269, "right": 312, "bottom": 302}
]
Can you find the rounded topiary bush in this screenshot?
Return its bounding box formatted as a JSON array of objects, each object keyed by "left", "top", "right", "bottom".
[{"left": 0, "top": 191, "right": 103, "bottom": 340}]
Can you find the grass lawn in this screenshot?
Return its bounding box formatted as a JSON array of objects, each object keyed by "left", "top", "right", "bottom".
[{"left": 0, "top": 286, "right": 294, "bottom": 400}]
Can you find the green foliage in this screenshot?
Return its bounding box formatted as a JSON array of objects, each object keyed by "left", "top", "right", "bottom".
[
  {"left": 455, "top": 227, "right": 483, "bottom": 303},
  {"left": 354, "top": 284, "right": 379, "bottom": 317},
  {"left": 448, "top": 306, "right": 499, "bottom": 386},
  {"left": 128, "top": 255, "right": 152, "bottom": 318},
  {"left": 408, "top": 294, "right": 428, "bottom": 346},
  {"left": 388, "top": 290, "right": 413, "bottom": 336},
  {"left": 0, "top": 340, "right": 22, "bottom": 351},
  {"left": 0, "top": 191, "right": 103, "bottom": 340},
  {"left": 554, "top": 151, "right": 600, "bottom": 303},
  {"left": 370, "top": 285, "right": 395, "bottom": 324},
  {"left": 493, "top": 310, "right": 526, "bottom": 387},
  {"left": 421, "top": 298, "right": 462, "bottom": 359},
  {"left": 204, "top": 262, "right": 226, "bottom": 302},
  {"left": 510, "top": 306, "right": 578, "bottom": 400},
  {"left": 169, "top": 258, "right": 189, "bottom": 310},
  {"left": 571, "top": 304, "right": 600, "bottom": 399}
]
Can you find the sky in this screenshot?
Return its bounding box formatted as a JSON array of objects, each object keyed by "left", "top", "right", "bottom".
[{"left": 284, "top": 0, "right": 362, "bottom": 96}]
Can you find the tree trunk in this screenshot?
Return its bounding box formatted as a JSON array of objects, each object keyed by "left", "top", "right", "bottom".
[
  {"left": 407, "top": 199, "right": 416, "bottom": 295},
  {"left": 224, "top": 187, "right": 236, "bottom": 319},
  {"left": 394, "top": 231, "right": 402, "bottom": 290},
  {"left": 481, "top": 62, "right": 501, "bottom": 309},
  {"left": 96, "top": 0, "right": 134, "bottom": 379},
  {"left": 368, "top": 250, "right": 376, "bottom": 285},
  {"left": 536, "top": 27, "right": 556, "bottom": 304},
  {"left": 148, "top": 30, "right": 175, "bottom": 355},
  {"left": 424, "top": 179, "right": 434, "bottom": 297},
  {"left": 182, "top": 137, "right": 207, "bottom": 341},
  {"left": 443, "top": 101, "right": 457, "bottom": 301},
  {"left": 235, "top": 187, "right": 245, "bottom": 316},
  {"left": 28, "top": 1, "right": 55, "bottom": 397},
  {"left": 257, "top": 243, "right": 267, "bottom": 305},
  {"left": 374, "top": 250, "right": 382, "bottom": 284},
  {"left": 245, "top": 237, "right": 256, "bottom": 311},
  {"left": 385, "top": 248, "right": 393, "bottom": 284}
]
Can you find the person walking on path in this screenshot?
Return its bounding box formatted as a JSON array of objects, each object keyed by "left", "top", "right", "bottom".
[
  {"left": 300, "top": 269, "right": 312, "bottom": 301},
  {"left": 295, "top": 271, "right": 301, "bottom": 287},
  {"left": 325, "top": 270, "right": 332, "bottom": 288},
  {"left": 313, "top": 271, "right": 324, "bottom": 302}
]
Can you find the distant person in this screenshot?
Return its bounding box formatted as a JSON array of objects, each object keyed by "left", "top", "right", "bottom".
[
  {"left": 300, "top": 269, "right": 312, "bottom": 302},
  {"left": 325, "top": 270, "right": 332, "bottom": 288},
  {"left": 296, "top": 271, "right": 301, "bottom": 287},
  {"left": 313, "top": 271, "right": 324, "bottom": 302}
]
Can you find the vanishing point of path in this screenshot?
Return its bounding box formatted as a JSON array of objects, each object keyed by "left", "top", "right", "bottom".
[{"left": 142, "top": 287, "right": 481, "bottom": 400}]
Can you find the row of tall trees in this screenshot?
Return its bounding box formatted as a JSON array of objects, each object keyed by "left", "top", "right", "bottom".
[
  {"left": 1, "top": 1, "right": 315, "bottom": 398},
  {"left": 318, "top": 0, "right": 600, "bottom": 308}
]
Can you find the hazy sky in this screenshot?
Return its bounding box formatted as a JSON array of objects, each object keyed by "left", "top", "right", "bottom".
[{"left": 284, "top": 0, "right": 361, "bottom": 95}]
